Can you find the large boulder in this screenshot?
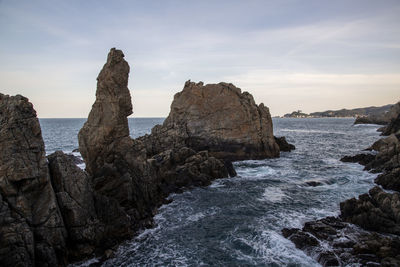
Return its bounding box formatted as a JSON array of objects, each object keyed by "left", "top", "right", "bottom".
[
  {"left": 140, "top": 81, "right": 283, "bottom": 161},
  {"left": 0, "top": 94, "right": 67, "bottom": 266}
]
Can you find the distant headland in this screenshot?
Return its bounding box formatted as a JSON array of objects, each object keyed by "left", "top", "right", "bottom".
[{"left": 281, "top": 104, "right": 393, "bottom": 120}]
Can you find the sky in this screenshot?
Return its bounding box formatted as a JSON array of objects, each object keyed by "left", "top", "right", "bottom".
[{"left": 0, "top": 0, "right": 399, "bottom": 117}]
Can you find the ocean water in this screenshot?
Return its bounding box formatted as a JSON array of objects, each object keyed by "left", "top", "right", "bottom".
[{"left": 40, "top": 118, "right": 381, "bottom": 266}]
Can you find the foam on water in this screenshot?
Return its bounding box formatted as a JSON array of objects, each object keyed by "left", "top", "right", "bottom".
[
  {"left": 258, "top": 187, "right": 290, "bottom": 203},
  {"left": 40, "top": 118, "right": 382, "bottom": 266}
]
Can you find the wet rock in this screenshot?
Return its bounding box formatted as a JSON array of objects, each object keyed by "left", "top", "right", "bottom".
[
  {"left": 139, "top": 80, "right": 288, "bottom": 161},
  {"left": 282, "top": 216, "right": 400, "bottom": 266},
  {"left": 274, "top": 136, "right": 295, "bottom": 152},
  {"left": 375, "top": 168, "right": 400, "bottom": 192},
  {"left": 340, "top": 153, "right": 376, "bottom": 166},
  {"left": 0, "top": 94, "right": 67, "bottom": 266},
  {"left": 305, "top": 181, "right": 323, "bottom": 187},
  {"left": 340, "top": 186, "right": 400, "bottom": 235}
]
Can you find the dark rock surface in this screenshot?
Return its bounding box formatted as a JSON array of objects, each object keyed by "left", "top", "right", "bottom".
[
  {"left": 340, "top": 153, "right": 376, "bottom": 166},
  {"left": 0, "top": 94, "right": 67, "bottom": 266},
  {"left": 274, "top": 136, "right": 295, "bottom": 152},
  {"left": 282, "top": 216, "right": 400, "bottom": 266},
  {"left": 340, "top": 186, "right": 400, "bottom": 235},
  {"left": 138, "top": 80, "right": 289, "bottom": 161}
]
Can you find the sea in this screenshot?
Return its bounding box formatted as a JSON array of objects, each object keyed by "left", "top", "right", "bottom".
[{"left": 39, "top": 118, "right": 381, "bottom": 266}]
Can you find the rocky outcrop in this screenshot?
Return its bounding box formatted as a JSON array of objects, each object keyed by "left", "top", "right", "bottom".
[
  {"left": 47, "top": 151, "right": 133, "bottom": 261},
  {"left": 340, "top": 186, "right": 400, "bottom": 235},
  {"left": 139, "top": 80, "right": 287, "bottom": 161},
  {"left": 283, "top": 217, "right": 400, "bottom": 266},
  {"left": 0, "top": 94, "right": 67, "bottom": 266},
  {"left": 353, "top": 101, "right": 399, "bottom": 125},
  {"left": 274, "top": 136, "right": 295, "bottom": 152},
  {"left": 78, "top": 48, "right": 231, "bottom": 241}
]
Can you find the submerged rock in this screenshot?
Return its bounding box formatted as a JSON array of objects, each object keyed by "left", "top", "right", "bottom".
[
  {"left": 340, "top": 153, "right": 376, "bottom": 166},
  {"left": 139, "top": 80, "right": 288, "bottom": 161}
]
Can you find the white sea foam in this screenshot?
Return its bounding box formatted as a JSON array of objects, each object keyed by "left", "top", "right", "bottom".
[
  {"left": 187, "top": 212, "right": 206, "bottom": 222},
  {"left": 279, "top": 128, "right": 349, "bottom": 135},
  {"left": 209, "top": 180, "right": 225, "bottom": 188},
  {"left": 258, "top": 187, "right": 290, "bottom": 203}
]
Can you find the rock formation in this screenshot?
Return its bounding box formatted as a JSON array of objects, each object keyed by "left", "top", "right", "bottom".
[
  {"left": 0, "top": 48, "right": 293, "bottom": 266},
  {"left": 139, "top": 80, "right": 291, "bottom": 161},
  {"left": 0, "top": 94, "right": 67, "bottom": 266},
  {"left": 78, "top": 48, "right": 232, "bottom": 237},
  {"left": 284, "top": 101, "right": 400, "bottom": 266},
  {"left": 354, "top": 101, "right": 400, "bottom": 126}
]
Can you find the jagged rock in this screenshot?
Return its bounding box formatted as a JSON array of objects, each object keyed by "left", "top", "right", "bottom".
[
  {"left": 78, "top": 48, "right": 230, "bottom": 237},
  {"left": 381, "top": 114, "right": 400, "bottom": 136},
  {"left": 139, "top": 80, "right": 284, "bottom": 161},
  {"left": 48, "top": 151, "right": 99, "bottom": 260},
  {"left": 375, "top": 168, "right": 400, "bottom": 192},
  {"left": 0, "top": 94, "right": 67, "bottom": 266},
  {"left": 282, "top": 216, "right": 400, "bottom": 266},
  {"left": 340, "top": 186, "right": 400, "bottom": 235}
]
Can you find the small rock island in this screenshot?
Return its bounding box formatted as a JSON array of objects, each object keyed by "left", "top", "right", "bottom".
[{"left": 0, "top": 48, "right": 294, "bottom": 266}]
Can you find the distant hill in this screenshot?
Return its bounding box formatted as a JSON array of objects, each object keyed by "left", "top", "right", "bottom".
[
  {"left": 310, "top": 104, "right": 392, "bottom": 118},
  {"left": 282, "top": 104, "right": 393, "bottom": 120}
]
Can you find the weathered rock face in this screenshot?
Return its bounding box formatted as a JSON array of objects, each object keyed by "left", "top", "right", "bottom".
[
  {"left": 78, "top": 48, "right": 133, "bottom": 176},
  {"left": 340, "top": 186, "right": 400, "bottom": 235},
  {"left": 140, "top": 81, "right": 282, "bottom": 161},
  {"left": 78, "top": 48, "right": 231, "bottom": 234},
  {"left": 48, "top": 151, "right": 98, "bottom": 260},
  {"left": 0, "top": 94, "right": 67, "bottom": 266}
]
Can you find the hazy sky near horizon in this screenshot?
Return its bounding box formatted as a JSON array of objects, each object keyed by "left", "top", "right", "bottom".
[{"left": 1, "top": 0, "right": 400, "bottom": 117}]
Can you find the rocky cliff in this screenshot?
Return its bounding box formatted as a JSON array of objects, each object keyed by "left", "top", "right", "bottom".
[
  {"left": 138, "top": 80, "right": 291, "bottom": 161},
  {"left": 283, "top": 103, "right": 400, "bottom": 266},
  {"left": 0, "top": 93, "right": 134, "bottom": 266},
  {"left": 0, "top": 94, "right": 67, "bottom": 266}
]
